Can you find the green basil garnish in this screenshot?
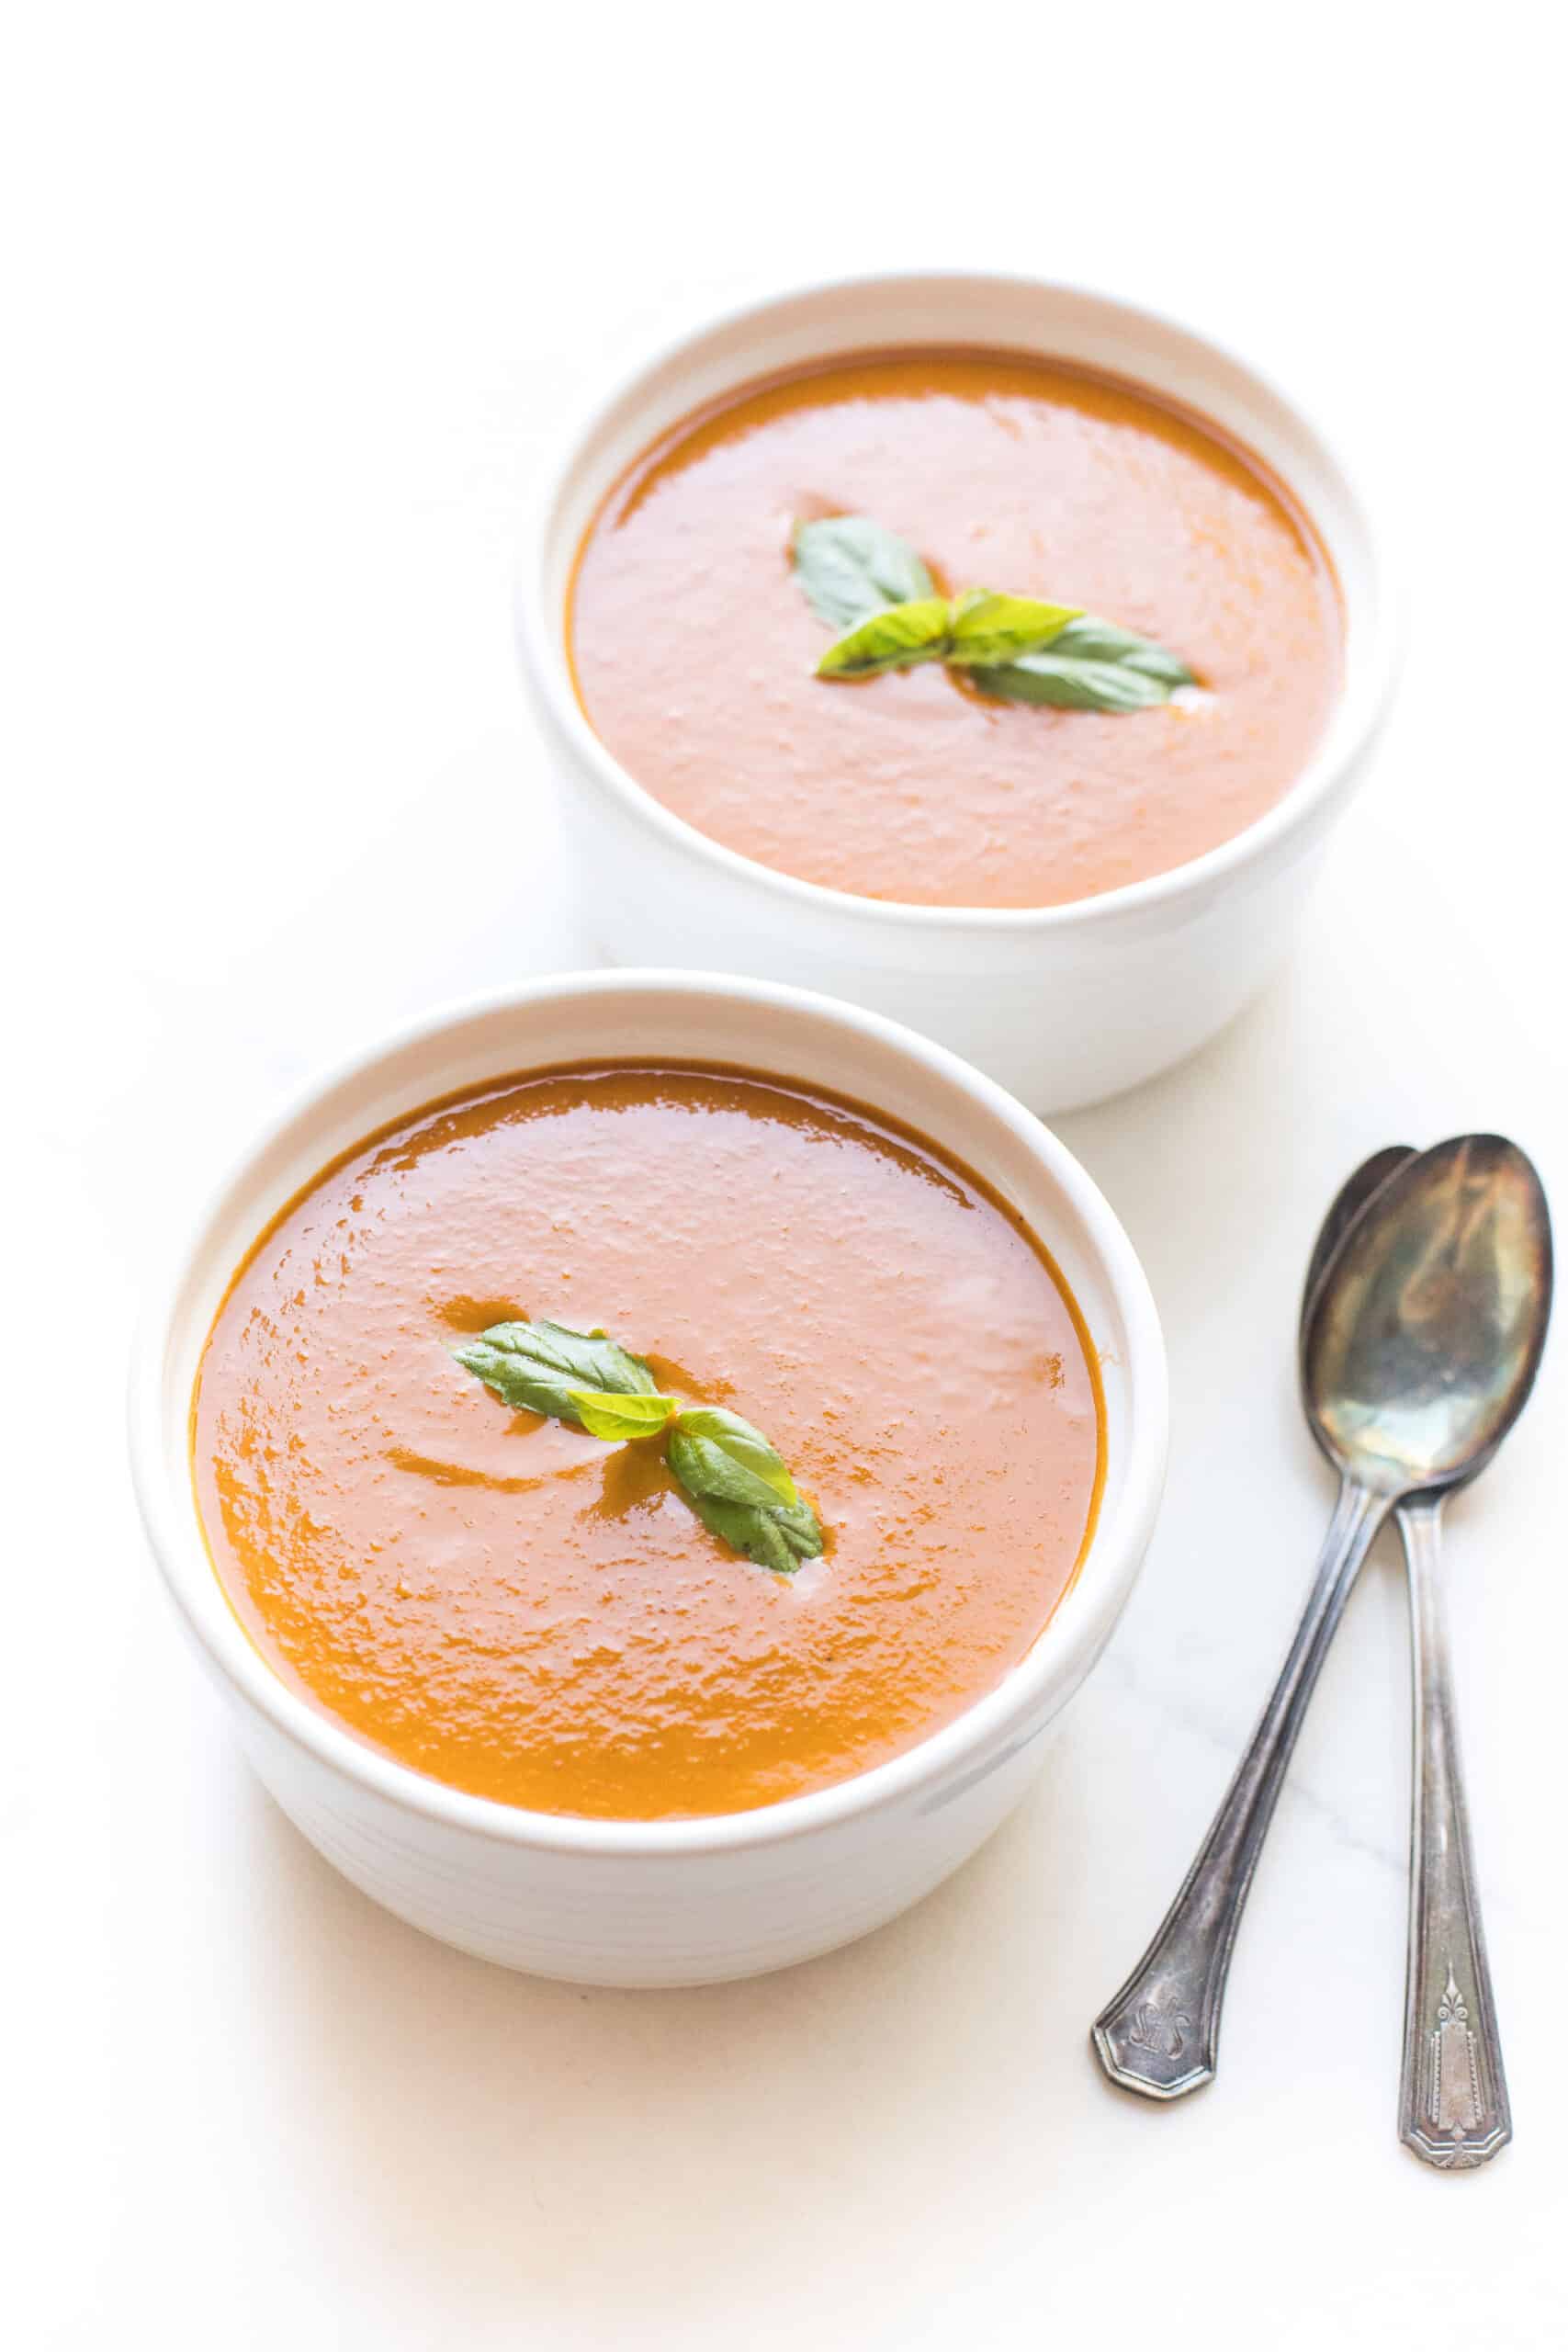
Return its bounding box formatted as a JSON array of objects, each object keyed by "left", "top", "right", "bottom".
[
  {"left": 662, "top": 1406, "right": 801, "bottom": 1508},
  {"left": 456, "top": 1319, "right": 822, "bottom": 1575},
  {"left": 674, "top": 1484, "right": 825, "bottom": 1578},
  {"left": 1037, "top": 615, "right": 1196, "bottom": 684},
  {"left": 569, "top": 1389, "right": 681, "bottom": 1442},
  {"left": 454, "top": 1318, "right": 660, "bottom": 1425},
  {"left": 815, "top": 595, "right": 953, "bottom": 679},
  {"left": 791, "top": 515, "right": 935, "bottom": 629},
  {"left": 969, "top": 616, "right": 1196, "bottom": 710},
  {"left": 945, "top": 590, "right": 1082, "bottom": 667},
  {"left": 794, "top": 513, "right": 1194, "bottom": 712},
  {"left": 666, "top": 1407, "right": 824, "bottom": 1576}
]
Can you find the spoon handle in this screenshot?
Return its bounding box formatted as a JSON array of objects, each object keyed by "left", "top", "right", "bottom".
[
  {"left": 1093, "top": 1479, "right": 1387, "bottom": 2098},
  {"left": 1395, "top": 1496, "right": 1511, "bottom": 2166}
]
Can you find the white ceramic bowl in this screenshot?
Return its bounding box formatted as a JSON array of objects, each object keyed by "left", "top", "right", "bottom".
[
  {"left": 516, "top": 271, "right": 1396, "bottom": 1113},
  {"left": 130, "top": 971, "right": 1166, "bottom": 1985}
]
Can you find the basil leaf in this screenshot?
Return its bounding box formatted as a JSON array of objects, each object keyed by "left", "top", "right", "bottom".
[
  {"left": 668, "top": 1407, "right": 799, "bottom": 1507},
  {"left": 679, "top": 1486, "right": 825, "bottom": 1577},
  {"left": 968, "top": 655, "right": 1168, "bottom": 711},
  {"left": 1049, "top": 615, "right": 1195, "bottom": 685},
  {"left": 455, "top": 1317, "right": 659, "bottom": 1425},
  {"left": 816, "top": 596, "right": 953, "bottom": 680},
  {"left": 969, "top": 612, "right": 1194, "bottom": 712},
  {"left": 569, "top": 1389, "right": 679, "bottom": 1442},
  {"left": 945, "top": 590, "right": 1082, "bottom": 667},
  {"left": 667, "top": 1406, "right": 823, "bottom": 1575},
  {"left": 791, "top": 515, "right": 935, "bottom": 629}
]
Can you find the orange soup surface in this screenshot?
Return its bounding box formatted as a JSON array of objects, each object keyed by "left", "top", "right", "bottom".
[
  {"left": 570, "top": 348, "right": 1341, "bottom": 908},
  {"left": 193, "top": 1064, "right": 1103, "bottom": 1818}
]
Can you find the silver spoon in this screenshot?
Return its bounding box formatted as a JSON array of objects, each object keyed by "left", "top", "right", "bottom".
[{"left": 1093, "top": 1137, "right": 1551, "bottom": 2141}]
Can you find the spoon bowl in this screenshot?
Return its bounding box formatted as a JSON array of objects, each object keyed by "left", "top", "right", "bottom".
[
  {"left": 1302, "top": 1136, "right": 1553, "bottom": 1498},
  {"left": 1300, "top": 1144, "right": 1417, "bottom": 1349}
]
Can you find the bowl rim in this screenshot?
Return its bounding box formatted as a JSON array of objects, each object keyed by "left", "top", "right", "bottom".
[
  {"left": 128, "top": 968, "right": 1168, "bottom": 1859},
  {"left": 514, "top": 265, "right": 1398, "bottom": 932}
]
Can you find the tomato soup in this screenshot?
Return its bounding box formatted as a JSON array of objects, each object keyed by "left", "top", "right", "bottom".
[
  {"left": 191, "top": 1064, "right": 1103, "bottom": 1819},
  {"left": 569, "top": 349, "right": 1341, "bottom": 908}
]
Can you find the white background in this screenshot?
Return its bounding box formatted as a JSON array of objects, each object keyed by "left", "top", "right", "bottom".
[{"left": 7, "top": 4, "right": 1567, "bottom": 2345}]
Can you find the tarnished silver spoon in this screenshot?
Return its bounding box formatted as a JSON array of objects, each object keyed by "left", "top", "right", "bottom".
[{"left": 1093, "top": 1137, "right": 1551, "bottom": 2145}]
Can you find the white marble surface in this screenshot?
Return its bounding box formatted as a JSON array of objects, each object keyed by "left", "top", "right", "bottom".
[{"left": 10, "top": 6, "right": 1568, "bottom": 2345}]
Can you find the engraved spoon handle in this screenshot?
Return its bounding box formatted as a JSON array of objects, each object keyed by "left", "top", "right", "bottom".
[
  {"left": 1093, "top": 1479, "right": 1389, "bottom": 2098},
  {"left": 1395, "top": 1495, "right": 1511, "bottom": 2166}
]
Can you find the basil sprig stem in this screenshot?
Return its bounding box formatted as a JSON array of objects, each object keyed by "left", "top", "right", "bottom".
[
  {"left": 791, "top": 514, "right": 1194, "bottom": 712},
  {"left": 454, "top": 1318, "right": 823, "bottom": 1576}
]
